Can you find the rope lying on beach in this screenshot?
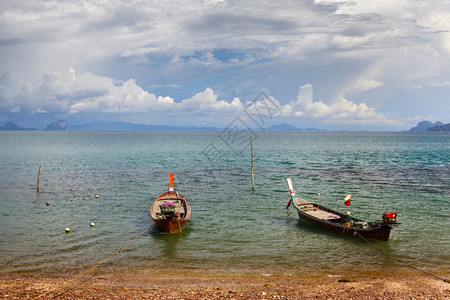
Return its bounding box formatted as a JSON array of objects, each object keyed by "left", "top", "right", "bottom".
[
  {"left": 37, "top": 224, "right": 153, "bottom": 298},
  {"left": 355, "top": 231, "right": 449, "bottom": 283}
]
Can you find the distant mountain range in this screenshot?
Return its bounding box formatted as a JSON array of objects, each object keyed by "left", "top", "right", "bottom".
[
  {"left": 265, "top": 123, "right": 324, "bottom": 131},
  {"left": 69, "top": 121, "right": 221, "bottom": 131},
  {"left": 70, "top": 121, "right": 325, "bottom": 131},
  {"left": 0, "top": 120, "right": 326, "bottom": 131},
  {"left": 1, "top": 120, "right": 449, "bottom": 132}
]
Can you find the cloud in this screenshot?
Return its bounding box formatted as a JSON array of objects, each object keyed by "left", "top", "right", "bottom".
[
  {"left": 351, "top": 80, "right": 384, "bottom": 92},
  {"left": 407, "top": 115, "right": 434, "bottom": 122},
  {"left": 179, "top": 88, "right": 243, "bottom": 113},
  {"left": 243, "top": 83, "right": 396, "bottom": 126},
  {"left": 67, "top": 77, "right": 243, "bottom": 115},
  {"left": 428, "top": 81, "right": 450, "bottom": 88},
  {"left": 1, "top": 1, "right": 449, "bottom": 129},
  {"left": 324, "top": 0, "right": 412, "bottom": 18},
  {"left": 1, "top": 62, "right": 391, "bottom": 126},
  {"left": 284, "top": 84, "right": 395, "bottom": 125},
  {"left": 0, "top": 69, "right": 243, "bottom": 118},
  {"left": 148, "top": 84, "right": 181, "bottom": 90}
]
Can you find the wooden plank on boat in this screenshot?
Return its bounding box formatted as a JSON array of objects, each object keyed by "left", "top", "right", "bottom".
[
  {"left": 297, "top": 198, "right": 311, "bottom": 204},
  {"left": 308, "top": 210, "right": 341, "bottom": 220}
]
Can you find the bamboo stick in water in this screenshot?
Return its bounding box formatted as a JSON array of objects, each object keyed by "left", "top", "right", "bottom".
[
  {"left": 37, "top": 162, "right": 43, "bottom": 192},
  {"left": 251, "top": 137, "right": 255, "bottom": 192}
]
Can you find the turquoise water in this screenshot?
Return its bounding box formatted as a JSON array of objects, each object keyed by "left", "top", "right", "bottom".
[{"left": 0, "top": 131, "right": 449, "bottom": 276}]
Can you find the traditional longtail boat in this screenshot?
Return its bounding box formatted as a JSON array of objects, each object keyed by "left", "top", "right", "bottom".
[
  {"left": 286, "top": 178, "right": 398, "bottom": 241},
  {"left": 150, "top": 174, "right": 191, "bottom": 234}
]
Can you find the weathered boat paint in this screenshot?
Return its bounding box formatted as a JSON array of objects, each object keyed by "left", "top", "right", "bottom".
[{"left": 286, "top": 178, "right": 397, "bottom": 241}]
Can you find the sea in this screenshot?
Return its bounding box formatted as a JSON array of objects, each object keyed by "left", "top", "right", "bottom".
[{"left": 0, "top": 131, "right": 449, "bottom": 277}]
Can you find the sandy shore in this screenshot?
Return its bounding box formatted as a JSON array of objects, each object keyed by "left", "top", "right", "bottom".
[{"left": 1, "top": 269, "right": 448, "bottom": 299}]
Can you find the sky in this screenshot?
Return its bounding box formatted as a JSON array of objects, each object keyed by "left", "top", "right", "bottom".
[{"left": 1, "top": 0, "right": 449, "bottom": 131}]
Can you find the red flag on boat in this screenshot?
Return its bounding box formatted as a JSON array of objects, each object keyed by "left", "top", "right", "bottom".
[
  {"left": 286, "top": 199, "right": 291, "bottom": 209},
  {"left": 344, "top": 194, "right": 351, "bottom": 206}
]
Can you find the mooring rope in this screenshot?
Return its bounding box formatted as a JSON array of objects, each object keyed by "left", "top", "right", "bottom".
[
  {"left": 355, "top": 231, "right": 449, "bottom": 283},
  {"left": 37, "top": 224, "right": 153, "bottom": 298},
  {"left": 177, "top": 217, "right": 182, "bottom": 234}
]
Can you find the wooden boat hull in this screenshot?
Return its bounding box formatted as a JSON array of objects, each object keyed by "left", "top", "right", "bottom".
[
  {"left": 150, "top": 190, "right": 191, "bottom": 234},
  {"left": 295, "top": 208, "right": 392, "bottom": 241},
  {"left": 152, "top": 218, "right": 188, "bottom": 235},
  {"left": 286, "top": 178, "right": 396, "bottom": 241}
]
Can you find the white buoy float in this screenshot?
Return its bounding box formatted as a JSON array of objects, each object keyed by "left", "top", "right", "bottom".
[
  {"left": 65, "top": 228, "right": 70, "bottom": 233},
  {"left": 90, "top": 222, "right": 95, "bottom": 227},
  {"left": 95, "top": 195, "right": 99, "bottom": 198},
  {"left": 316, "top": 193, "right": 320, "bottom": 196}
]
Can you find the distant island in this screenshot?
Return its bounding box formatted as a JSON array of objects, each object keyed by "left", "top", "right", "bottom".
[
  {"left": 427, "top": 123, "right": 450, "bottom": 132},
  {"left": 407, "top": 120, "right": 450, "bottom": 132},
  {"left": 409, "top": 121, "right": 444, "bottom": 132},
  {"left": 0, "top": 120, "right": 69, "bottom": 131},
  {"left": 45, "top": 120, "right": 68, "bottom": 130},
  {"left": 0, "top": 122, "right": 36, "bottom": 131}
]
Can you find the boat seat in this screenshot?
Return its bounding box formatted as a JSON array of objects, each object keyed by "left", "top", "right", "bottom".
[
  {"left": 299, "top": 204, "right": 315, "bottom": 211},
  {"left": 176, "top": 205, "right": 185, "bottom": 214},
  {"left": 308, "top": 210, "right": 341, "bottom": 220},
  {"left": 155, "top": 200, "right": 185, "bottom": 215}
]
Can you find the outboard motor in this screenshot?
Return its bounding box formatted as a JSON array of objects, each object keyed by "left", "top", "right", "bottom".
[{"left": 383, "top": 212, "right": 397, "bottom": 224}]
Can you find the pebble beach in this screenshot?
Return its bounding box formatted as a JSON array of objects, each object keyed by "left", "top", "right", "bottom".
[{"left": 1, "top": 270, "right": 448, "bottom": 299}]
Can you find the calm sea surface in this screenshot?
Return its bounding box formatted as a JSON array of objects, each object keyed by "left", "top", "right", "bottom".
[{"left": 0, "top": 131, "right": 449, "bottom": 277}]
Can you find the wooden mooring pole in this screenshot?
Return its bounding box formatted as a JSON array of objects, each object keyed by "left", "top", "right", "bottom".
[
  {"left": 251, "top": 137, "right": 255, "bottom": 193},
  {"left": 37, "top": 162, "right": 43, "bottom": 192}
]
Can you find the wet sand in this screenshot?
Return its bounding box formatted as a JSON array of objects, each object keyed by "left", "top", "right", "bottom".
[{"left": 1, "top": 269, "right": 448, "bottom": 299}]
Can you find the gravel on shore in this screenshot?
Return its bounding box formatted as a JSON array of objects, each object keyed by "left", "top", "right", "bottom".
[{"left": 1, "top": 270, "right": 448, "bottom": 299}]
